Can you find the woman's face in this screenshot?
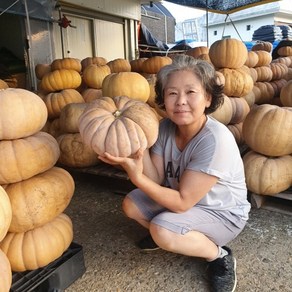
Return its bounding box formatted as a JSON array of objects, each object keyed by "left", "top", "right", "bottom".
[{"left": 163, "top": 70, "right": 211, "bottom": 127}]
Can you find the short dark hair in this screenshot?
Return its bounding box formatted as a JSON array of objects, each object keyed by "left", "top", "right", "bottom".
[{"left": 155, "top": 54, "right": 224, "bottom": 115}]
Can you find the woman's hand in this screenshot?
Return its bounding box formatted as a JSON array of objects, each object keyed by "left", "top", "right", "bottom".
[{"left": 98, "top": 148, "right": 145, "bottom": 183}]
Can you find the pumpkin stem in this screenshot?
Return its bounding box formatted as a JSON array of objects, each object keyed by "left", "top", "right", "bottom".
[{"left": 113, "top": 110, "right": 121, "bottom": 118}]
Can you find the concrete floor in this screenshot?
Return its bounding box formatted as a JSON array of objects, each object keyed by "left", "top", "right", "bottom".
[{"left": 64, "top": 171, "right": 292, "bottom": 292}]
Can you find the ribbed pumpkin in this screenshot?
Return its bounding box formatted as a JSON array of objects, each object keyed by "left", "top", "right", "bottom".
[
  {"left": 102, "top": 72, "right": 150, "bottom": 102},
  {"left": 141, "top": 56, "right": 172, "bottom": 74},
  {"left": 0, "top": 249, "right": 12, "bottom": 292},
  {"left": 43, "top": 89, "right": 85, "bottom": 119},
  {"left": 130, "top": 58, "right": 148, "bottom": 72},
  {"left": 78, "top": 95, "right": 159, "bottom": 157},
  {"left": 243, "top": 150, "right": 292, "bottom": 195},
  {"left": 42, "top": 118, "right": 63, "bottom": 139},
  {"left": 254, "top": 50, "right": 272, "bottom": 67},
  {"left": 81, "top": 88, "right": 103, "bottom": 103},
  {"left": 270, "top": 62, "right": 288, "bottom": 80},
  {"left": 255, "top": 66, "right": 273, "bottom": 82},
  {"left": 0, "top": 186, "right": 12, "bottom": 242},
  {"left": 219, "top": 68, "right": 254, "bottom": 97},
  {"left": 209, "top": 38, "right": 248, "bottom": 69},
  {"left": 209, "top": 94, "right": 233, "bottom": 125},
  {"left": 6, "top": 167, "right": 74, "bottom": 233},
  {"left": 0, "top": 131, "right": 60, "bottom": 184},
  {"left": 270, "top": 79, "right": 287, "bottom": 98},
  {"left": 227, "top": 123, "right": 244, "bottom": 145},
  {"left": 0, "top": 88, "right": 48, "bottom": 140},
  {"left": 251, "top": 41, "right": 273, "bottom": 53},
  {"left": 244, "top": 51, "right": 259, "bottom": 68},
  {"left": 185, "top": 46, "right": 209, "bottom": 58},
  {"left": 59, "top": 102, "right": 87, "bottom": 133},
  {"left": 277, "top": 46, "right": 292, "bottom": 57},
  {"left": 242, "top": 104, "right": 292, "bottom": 156},
  {"left": 51, "top": 57, "right": 82, "bottom": 72},
  {"left": 229, "top": 97, "right": 250, "bottom": 125},
  {"left": 107, "top": 58, "right": 131, "bottom": 73},
  {"left": 81, "top": 56, "right": 108, "bottom": 70},
  {"left": 35, "top": 63, "right": 51, "bottom": 80},
  {"left": 57, "top": 133, "right": 100, "bottom": 167},
  {"left": 253, "top": 82, "right": 275, "bottom": 104},
  {"left": 280, "top": 79, "right": 292, "bottom": 106},
  {"left": 40, "top": 69, "right": 82, "bottom": 92},
  {"left": 82, "top": 64, "right": 111, "bottom": 89},
  {"left": 0, "top": 213, "right": 73, "bottom": 272}
]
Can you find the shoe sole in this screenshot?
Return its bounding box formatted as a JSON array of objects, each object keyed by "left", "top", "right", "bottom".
[
  {"left": 140, "top": 246, "right": 161, "bottom": 252},
  {"left": 232, "top": 257, "right": 237, "bottom": 292}
]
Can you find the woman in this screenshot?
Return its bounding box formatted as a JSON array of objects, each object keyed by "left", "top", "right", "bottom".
[{"left": 99, "top": 54, "right": 251, "bottom": 292}]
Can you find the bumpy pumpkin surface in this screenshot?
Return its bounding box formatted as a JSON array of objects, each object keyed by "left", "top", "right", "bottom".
[
  {"left": 0, "top": 88, "right": 48, "bottom": 140},
  {"left": 0, "top": 186, "right": 12, "bottom": 242},
  {"left": 0, "top": 213, "right": 73, "bottom": 272},
  {"left": 6, "top": 167, "right": 75, "bottom": 233},
  {"left": 0, "top": 249, "right": 12, "bottom": 292},
  {"left": 78, "top": 95, "right": 159, "bottom": 157},
  {"left": 0, "top": 132, "right": 60, "bottom": 184}
]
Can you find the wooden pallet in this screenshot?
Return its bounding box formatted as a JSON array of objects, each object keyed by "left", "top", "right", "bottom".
[{"left": 250, "top": 188, "right": 292, "bottom": 216}]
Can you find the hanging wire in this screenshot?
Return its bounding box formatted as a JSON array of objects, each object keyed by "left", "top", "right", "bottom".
[
  {"left": 221, "top": 14, "right": 243, "bottom": 41},
  {"left": 0, "top": 0, "right": 20, "bottom": 16}
]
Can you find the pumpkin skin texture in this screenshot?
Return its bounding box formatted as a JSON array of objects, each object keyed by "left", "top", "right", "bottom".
[
  {"left": 43, "top": 89, "right": 85, "bottom": 119},
  {"left": 57, "top": 133, "right": 100, "bottom": 167},
  {"left": 0, "top": 186, "right": 12, "bottom": 242},
  {"left": 242, "top": 104, "right": 292, "bottom": 156},
  {"left": 81, "top": 56, "right": 108, "bottom": 71},
  {"left": 78, "top": 95, "right": 159, "bottom": 157},
  {"left": 229, "top": 97, "right": 250, "bottom": 125},
  {"left": 40, "top": 69, "right": 82, "bottom": 92},
  {"left": 141, "top": 56, "right": 172, "bottom": 74},
  {"left": 0, "top": 131, "right": 60, "bottom": 184},
  {"left": 0, "top": 249, "right": 12, "bottom": 292},
  {"left": 209, "top": 38, "right": 248, "bottom": 69},
  {"left": 102, "top": 72, "right": 150, "bottom": 102},
  {"left": 0, "top": 213, "right": 73, "bottom": 272},
  {"left": 0, "top": 88, "right": 48, "bottom": 140},
  {"left": 82, "top": 64, "right": 111, "bottom": 89},
  {"left": 6, "top": 167, "right": 74, "bottom": 233},
  {"left": 107, "top": 58, "right": 131, "bottom": 73},
  {"left": 186, "top": 46, "right": 209, "bottom": 58},
  {"left": 243, "top": 150, "right": 292, "bottom": 195},
  {"left": 251, "top": 41, "right": 273, "bottom": 53},
  {"left": 209, "top": 94, "right": 233, "bottom": 125},
  {"left": 280, "top": 80, "right": 292, "bottom": 107},
  {"left": 130, "top": 58, "right": 148, "bottom": 73},
  {"left": 82, "top": 88, "right": 103, "bottom": 103},
  {"left": 51, "top": 57, "right": 82, "bottom": 72},
  {"left": 35, "top": 63, "right": 51, "bottom": 80}
]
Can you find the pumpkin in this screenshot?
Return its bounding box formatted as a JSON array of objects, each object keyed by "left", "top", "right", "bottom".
[
  {"left": 254, "top": 66, "right": 273, "bottom": 82},
  {"left": 43, "top": 88, "right": 85, "bottom": 119},
  {"left": 227, "top": 123, "right": 244, "bottom": 145},
  {"left": 272, "top": 56, "right": 292, "bottom": 67},
  {"left": 51, "top": 57, "right": 82, "bottom": 72},
  {"left": 141, "top": 56, "right": 172, "bottom": 74},
  {"left": 270, "top": 79, "right": 287, "bottom": 98},
  {"left": 42, "top": 118, "right": 63, "bottom": 139},
  {"left": 40, "top": 69, "right": 82, "bottom": 92},
  {"left": 229, "top": 97, "right": 250, "bottom": 125},
  {"left": 0, "top": 186, "right": 12, "bottom": 242},
  {"left": 242, "top": 90, "right": 256, "bottom": 108},
  {"left": 0, "top": 213, "right": 73, "bottom": 272},
  {"left": 57, "top": 133, "right": 100, "bottom": 167},
  {"left": 102, "top": 72, "right": 150, "bottom": 102},
  {"left": 253, "top": 82, "right": 275, "bottom": 104},
  {"left": 243, "top": 150, "right": 292, "bottom": 195},
  {"left": 0, "top": 79, "right": 9, "bottom": 89},
  {"left": 0, "top": 131, "right": 60, "bottom": 184},
  {"left": 130, "top": 58, "right": 148, "bottom": 72},
  {"left": 0, "top": 88, "right": 48, "bottom": 140},
  {"left": 81, "top": 88, "right": 103, "bottom": 103},
  {"left": 82, "top": 64, "right": 111, "bottom": 89},
  {"left": 218, "top": 68, "right": 254, "bottom": 97},
  {"left": 6, "top": 167, "right": 74, "bottom": 233},
  {"left": 244, "top": 51, "right": 259, "bottom": 68},
  {"left": 277, "top": 46, "right": 292, "bottom": 57},
  {"left": 248, "top": 67, "right": 258, "bottom": 83},
  {"left": 59, "top": 102, "right": 87, "bottom": 133},
  {"left": 209, "top": 38, "right": 248, "bottom": 69},
  {"left": 242, "top": 104, "right": 292, "bottom": 156},
  {"left": 107, "top": 58, "right": 131, "bottom": 73},
  {"left": 78, "top": 95, "right": 159, "bottom": 157},
  {"left": 270, "top": 62, "right": 288, "bottom": 80},
  {"left": 251, "top": 41, "right": 273, "bottom": 53},
  {"left": 185, "top": 46, "right": 209, "bottom": 58},
  {"left": 144, "top": 74, "right": 157, "bottom": 108},
  {"left": 0, "top": 249, "right": 12, "bottom": 292},
  {"left": 209, "top": 94, "right": 233, "bottom": 125},
  {"left": 35, "top": 63, "right": 51, "bottom": 80},
  {"left": 280, "top": 79, "right": 292, "bottom": 106},
  {"left": 254, "top": 50, "right": 272, "bottom": 67},
  {"left": 81, "top": 56, "right": 108, "bottom": 70}
]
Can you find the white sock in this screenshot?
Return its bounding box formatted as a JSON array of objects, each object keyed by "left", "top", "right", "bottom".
[{"left": 207, "top": 246, "right": 228, "bottom": 262}]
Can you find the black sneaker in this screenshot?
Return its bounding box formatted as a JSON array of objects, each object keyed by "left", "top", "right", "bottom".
[
  {"left": 207, "top": 246, "right": 237, "bottom": 292},
  {"left": 136, "top": 234, "right": 160, "bottom": 251}
]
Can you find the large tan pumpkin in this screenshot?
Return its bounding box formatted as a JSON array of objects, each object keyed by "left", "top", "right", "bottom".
[
  {"left": 81, "top": 56, "right": 108, "bottom": 70},
  {"left": 82, "top": 64, "right": 111, "bottom": 89},
  {"left": 107, "top": 58, "right": 131, "bottom": 73},
  {"left": 6, "top": 167, "right": 74, "bottom": 233},
  {"left": 43, "top": 88, "right": 85, "bottom": 119},
  {"left": 243, "top": 150, "right": 292, "bottom": 195},
  {"left": 280, "top": 79, "right": 292, "bottom": 107},
  {"left": 40, "top": 69, "right": 82, "bottom": 92},
  {"left": 242, "top": 104, "right": 292, "bottom": 156},
  {"left": 209, "top": 94, "right": 233, "bottom": 125},
  {"left": 0, "top": 186, "right": 12, "bottom": 242},
  {"left": 0, "top": 131, "right": 60, "bottom": 184},
  {"left": 57, "top": 133, "right": 100, "bottom": 167},
  {"left": 0, "top": 213, "right": 73, "bottom": 272},
  {"left": 209, "top": 38, "right": 248, "bottom": 69},
  {"left": 51, "top": 57, "right": 82, "bottom": 72},
  {"left": 0, "top": 88, "right": 48, "bottom": 140},
  {"left": 0, "top": 249, "right": 12, "bottom": 292},
  {"left": 102, "top": 72, "right": 150, "bottom": 102},
  {"left": 78, "top": 95, "right": 159, "bottom": 157}
]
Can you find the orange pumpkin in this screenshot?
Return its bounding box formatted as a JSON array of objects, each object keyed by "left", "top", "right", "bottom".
[
  {"left": 185, "top": 46, "right": 209, "bottom": 58},
  {"left": 107, "top": 58, "right": 131, "bottom": 73},
  {"left": 51, "top": 57, "right": 82, "bottom": 72},
  {"left": 0, "top": 79, "right": 9, "bottom": 89},
  {"left": 82, "top": 64, "right": 111, "bottom": 89},
  {"left": 0, "top": 88, "right": 48, "bottom": 140},
  {"left": 35, "top": 63, "right": 51, "bottom": 80},
  {"left": 251, "top": 41, "right": 273, "bottom": 53},
  {"left": 130, "top": 58, "right": 148, "bottom": 72},
  {"left": 0, "top": 213, "right": 73, "bottom": 272},
  {"left": 0, "top": 131, "right": 60, "bottom": 184},
  {"left": 81, "top": 56, "right": 108, "bottom": 70},
  {"left": 78, "top": 95, "right": 159, "bottom": 157},
  {"left": 244, "top": 51, "right": 259, "bottom": 68},
  {"left": 141, "top": 56, "right": 172, "bottom": 74}
]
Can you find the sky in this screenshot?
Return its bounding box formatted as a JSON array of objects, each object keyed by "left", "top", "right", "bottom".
[{"left": 161, "top": 1, "right": 205, "bottom": 22}]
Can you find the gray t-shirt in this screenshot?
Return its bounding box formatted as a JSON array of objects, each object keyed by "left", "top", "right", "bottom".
[{"left": 151, "top": 116, "right": 251, "bottom": 221}]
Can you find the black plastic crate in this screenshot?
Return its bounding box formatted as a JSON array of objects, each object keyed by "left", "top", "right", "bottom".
[{"left": 10, "top": 242, "right": 86, "bottom": 292}]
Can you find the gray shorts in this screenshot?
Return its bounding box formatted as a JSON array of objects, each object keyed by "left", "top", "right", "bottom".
[{"left": 127, "top": 188, "right": 247, "bottom": 246}]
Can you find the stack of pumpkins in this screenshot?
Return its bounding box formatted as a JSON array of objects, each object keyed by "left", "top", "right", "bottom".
[{"left": 0, "top": 88, "right": 75, "bottom": 273}]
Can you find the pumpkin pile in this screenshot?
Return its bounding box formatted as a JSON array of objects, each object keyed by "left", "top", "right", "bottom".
[{"left": 0, "top": 88, "right": 75, "bottom": 273}]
